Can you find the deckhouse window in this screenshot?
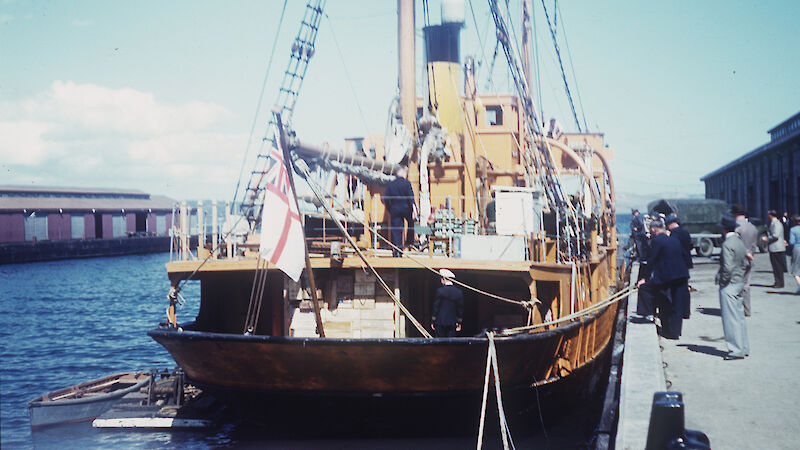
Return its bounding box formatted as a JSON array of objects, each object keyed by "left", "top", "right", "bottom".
[{"left": 486, "top": 105, "right": 503, "bottom": 126}]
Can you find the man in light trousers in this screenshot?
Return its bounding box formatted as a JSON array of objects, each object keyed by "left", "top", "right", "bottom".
[
  {"left": 716, "top": 213, "right": 750, "bottom": 360},
  {"left": 732, "top": 205, "right": 757, "bottom": 316}
]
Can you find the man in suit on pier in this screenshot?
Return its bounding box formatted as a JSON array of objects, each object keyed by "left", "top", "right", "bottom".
[
  {"left": 637, "top": 219, "right": 690, "bottom": 339},
  {"left": 762, "top": 210, "right": 786, "bottom": 288},
  {"left": 732, "top": 205, "right": 758, "bottom": 316},
  {"left": 716, "top": 213, "right": 750, "bottom": 360},
  {"left": 431, "top": 269, "right": 464, "bottom": 337}
]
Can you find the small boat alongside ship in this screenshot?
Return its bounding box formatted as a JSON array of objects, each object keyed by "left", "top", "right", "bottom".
[
  {"left": 148, "top": 0, "right": 628, "bottom": 431},
  {"left": 28, "top": 372, "right": 150, "bottom": 428}
]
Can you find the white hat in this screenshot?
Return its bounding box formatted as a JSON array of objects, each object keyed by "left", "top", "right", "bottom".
[{"left": 439, "top": 269, "right": 455, "bottom": 279}]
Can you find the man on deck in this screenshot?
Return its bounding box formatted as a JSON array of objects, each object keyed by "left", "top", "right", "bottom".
[
  {"left": 384, "top": 164, "right": 417, "bottom": 257},
  {"left": 431, "top": 269, "right": 464, "bottom": 338}
]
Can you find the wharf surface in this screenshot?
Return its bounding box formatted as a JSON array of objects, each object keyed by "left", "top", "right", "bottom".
[{"left": 616, "top": 252, "right": 800, "bottom": 449}]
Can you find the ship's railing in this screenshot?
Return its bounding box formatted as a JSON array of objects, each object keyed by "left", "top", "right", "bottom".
[{"left": 171, "top": 191, "right": 617, "bottom": 263}]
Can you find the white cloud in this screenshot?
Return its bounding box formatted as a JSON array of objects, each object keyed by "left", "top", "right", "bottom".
[
  {"left": 0, "top": 120, "right": 51, "bottom": 164},
  {"left": 0, "top": 14, "right": 12, "bottom": 25},
  {"left": 0, "top": 81, "right": 243, "bottom": 199},
  {"left": 71, "top": 18, "right": 91, "bottom": 27}
]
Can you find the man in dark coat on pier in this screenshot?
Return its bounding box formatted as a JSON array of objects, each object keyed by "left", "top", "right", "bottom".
[
  {"left": 431, "top": 269, "right": 464, "bottom": 337},
  {"left": 384, "top": 164, "right": 417, "bottom": 257},
  {"left": 637, "top": 219, "right": 690, "bottom": 339},
  {"left": 666, "top": 214, "right": 693, "bottom": 319},
  {"left": 630, "top": 209, "right": 646, "bottom": 261}
]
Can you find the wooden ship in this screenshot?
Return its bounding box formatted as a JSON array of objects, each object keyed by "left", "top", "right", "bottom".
[{"left": 149, "top": 0, "right": 623, "bottom": 419}]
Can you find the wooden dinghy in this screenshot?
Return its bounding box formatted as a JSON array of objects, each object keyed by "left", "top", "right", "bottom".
[{"left": 29, "top": 372, "right": 150, "bottom": 428}]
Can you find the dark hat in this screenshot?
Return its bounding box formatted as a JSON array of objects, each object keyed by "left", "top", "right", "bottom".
[
  {"left": 730, "top": 204, "right": 746, "bottom": 215},
  {"left": 631, "top": 208, "right": 639, "bottom": 214},
  {"left": 665, "top": 214, "right": 680, "bottom": 225},
  {"left": 718, "top": 212, "right": 737, "bottom": 232}
]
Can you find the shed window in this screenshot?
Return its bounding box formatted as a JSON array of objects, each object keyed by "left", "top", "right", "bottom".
[
  {"left": 112, "top": 214, "right": 127, "bottom": 238},
  {"left": 24, "top": 214, "right": 48, "bottom": 241},
  {"left": 156, "top": 214, "right": 166, "bottom": 235},
  {"left": 71, "top": 215, "right": 84, "bottom": 239}
]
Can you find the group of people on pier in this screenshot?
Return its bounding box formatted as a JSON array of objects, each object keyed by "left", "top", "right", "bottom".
[
  {"left": 762, "top": 209, "right": 800, "bottom": 293},
  {"left": 633, "top": 212, "right": 692, "bottom": 340},
  {"left": 632, "top": 205, "right": 800, "bottom": 360}
]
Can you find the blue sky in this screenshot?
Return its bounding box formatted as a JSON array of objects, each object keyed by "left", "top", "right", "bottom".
[{"left": 1, "top": 1, "right": 798, "bottom": 210}]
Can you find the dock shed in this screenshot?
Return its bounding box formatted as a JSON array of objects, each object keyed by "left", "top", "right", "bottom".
[
  {"left": 0, "top": 186, "right": 175, "bottom": 244},
  {"left": 701, "top": 111, "right": 800, "bottom": 218}
]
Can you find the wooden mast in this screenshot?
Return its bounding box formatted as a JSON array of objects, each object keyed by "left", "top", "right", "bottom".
[{"left": 273, "top": 107, "right": 325, "bottom": 338}]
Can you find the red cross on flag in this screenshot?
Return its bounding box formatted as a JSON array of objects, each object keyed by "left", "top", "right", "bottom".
[{"left": 259, "top": 133, "right": 305, "bottom": 282}]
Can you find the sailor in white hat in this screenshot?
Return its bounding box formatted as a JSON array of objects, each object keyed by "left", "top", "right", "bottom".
[{"left": 431, "top": 269, "right": 464, "bottom": 337}]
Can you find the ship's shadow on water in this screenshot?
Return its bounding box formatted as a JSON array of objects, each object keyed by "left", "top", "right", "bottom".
[
  {"left": 206, "top": 349, "right": 611, "bottom": 448},
  {"left": 219, "top": 390, "right": 605, "bottom": 448}
]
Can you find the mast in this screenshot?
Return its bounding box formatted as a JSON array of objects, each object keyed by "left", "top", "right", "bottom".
[
  {"left": 521, "top": 0, "right": 533, "bottom": 92},
  {"left": 397, "top": 0, "right": 416, "bottom": 133}
]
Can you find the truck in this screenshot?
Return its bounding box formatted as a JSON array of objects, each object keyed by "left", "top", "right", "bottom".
[{"left": 647, "top": 198, "right": 728, "bottom": 257}]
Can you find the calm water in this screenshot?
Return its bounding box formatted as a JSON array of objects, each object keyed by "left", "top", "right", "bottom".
[{"left": 1, "top": 253, "right": 604, "bottom": 449}]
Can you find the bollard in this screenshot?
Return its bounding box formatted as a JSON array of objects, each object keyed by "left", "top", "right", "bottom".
[{"left": 645, "top": 391, "right": 710, "bottom": 450}]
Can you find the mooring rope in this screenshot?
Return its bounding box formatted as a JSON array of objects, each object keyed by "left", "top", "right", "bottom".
[
  {"left": 477, "top": 331, "right": 515, "bottom": 450},
  {"left": 501, "top": 284, "right": 636, "bottom": 335}
]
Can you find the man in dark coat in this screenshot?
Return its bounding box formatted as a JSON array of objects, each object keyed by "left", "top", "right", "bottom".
[
  {"left": 384, "top": 165, "right": 417, "bottom": 257},
  {"left": 637, "top": 219, "right": 690, "bottom": 339},
  {"left": 635, "top": 233, "right": 655, "bottom": 319},
  {"left": 431, "top": 269, "right": 464, "bottom": 337},
  {"left": 630, "top": 209, "right": 646, "bottom": 261},
  {"left": 666, "top": 214, "right": 693, "bottom": 319}
]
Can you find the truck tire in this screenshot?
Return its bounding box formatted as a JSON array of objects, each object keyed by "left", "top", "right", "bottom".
[{"left": 697, "top": 238, "right": 714, "bottom": 257}]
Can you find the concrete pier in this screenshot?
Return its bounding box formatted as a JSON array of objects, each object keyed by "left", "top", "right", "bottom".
[{"left": 616, "top": 252, "right": 800, "bottom": 449}]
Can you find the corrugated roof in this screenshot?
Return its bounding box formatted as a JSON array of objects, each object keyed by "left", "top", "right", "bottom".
[
  {"left": 0, "top": 185, "right": 175, "bottom": 212},
  {"left": 767, "top": 110, "right": 800, "bottom": 134},
  {"left": 700, "top": 125, "right": 800, "bottom": 181},
  {"left": 0, "top": 185, "right": 149, "bottom": 197}
]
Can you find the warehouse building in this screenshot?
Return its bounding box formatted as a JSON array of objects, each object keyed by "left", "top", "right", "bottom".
[
  {"left": 701, "top": 111, "right": 800, "bottom": 218},
  {"left": 0, "top": 186, "right": 175, "bottom": 244}
]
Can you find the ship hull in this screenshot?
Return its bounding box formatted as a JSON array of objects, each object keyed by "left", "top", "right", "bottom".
[{"left": 148, "top": 300, "right": 618, "bottom": 396}]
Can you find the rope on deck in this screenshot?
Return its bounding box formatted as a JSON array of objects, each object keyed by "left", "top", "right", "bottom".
[{"left": 307, "top": 183, "right": 536, "bottom": 310}]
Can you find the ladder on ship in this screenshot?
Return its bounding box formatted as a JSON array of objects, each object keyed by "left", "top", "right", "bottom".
[{"left": 240, "top": 0, "right": 326, "bottom": 227}]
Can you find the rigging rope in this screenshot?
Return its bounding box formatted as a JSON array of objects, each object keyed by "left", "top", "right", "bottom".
[
  {"left": 539, "top": 0, "right": 582, "bottom": 132},
  {"left": 292, "top": 157, "right": 433, "bottom": 338},
  {"left": 308, "top": 181, "right": 536, "bottom": 310},
  {"left": 232, "top": 0, "right": 290, "bottom": 208},
  {"left": 323, "top": 12, "right": 370, "bottom": 135},
  {"left": 555, "top": 0, "right": 589, "bottom": 132}
]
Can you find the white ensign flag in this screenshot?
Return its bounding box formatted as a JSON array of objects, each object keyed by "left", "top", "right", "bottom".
[{"left": 259, "top": 138, "right": 305, "bottom": 282}]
